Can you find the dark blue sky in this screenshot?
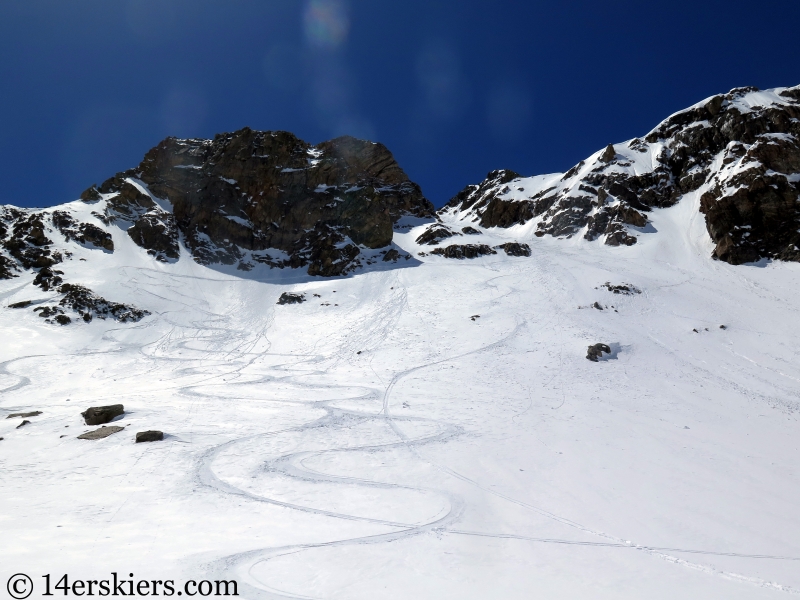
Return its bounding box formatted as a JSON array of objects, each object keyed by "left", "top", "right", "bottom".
[{"left": 2, "top": 0, "right": 798, "bottom": 208}]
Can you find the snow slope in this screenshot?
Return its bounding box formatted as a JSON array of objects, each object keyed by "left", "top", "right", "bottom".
[{"left": 1, "top": 196, "right": 799, "bottom": 599}]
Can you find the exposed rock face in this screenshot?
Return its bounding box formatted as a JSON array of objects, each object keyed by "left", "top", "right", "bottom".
[
  {"left": 0, "top": 255, "right": 16, "bottom": 279},
  {"left": 52, "top": 211, "right": 114, "bottom": 251},
  {"left": 1, "top": 202, "right": 146, "bottom": 325},
  {"left": 1, "top": 209, "right": 61, "bottom": 272},
  {"left": 87, "top": 130, "right": 434, "bottom": 275},
  {"left": 441, "top": 85, "right": 800, "bottom": 264},
  {"left": 698, "top": 128, "right": 800, "bottom": 264},
  {"left": 127, "top": 213, "right": 179, "bottom": 262},
  {"left": 82, "top": 404, "right": 125, "bottom": 426}
]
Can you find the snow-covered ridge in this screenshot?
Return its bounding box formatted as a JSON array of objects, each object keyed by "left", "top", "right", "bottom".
[
  {"left": 2, "top": 84, "right": 799, "bottom": 331},
  {"left": 436, "top": 85, "right": 800, "bottom": 265}
]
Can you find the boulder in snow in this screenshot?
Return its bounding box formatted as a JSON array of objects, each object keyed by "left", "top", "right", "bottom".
[
  {"left": 82, "top": 404, "right": 125, "bottom": 425},
  {"left": 135, "top": 430, "right": 164, "bottom": 443},
  {"left": 586, "top": 343, "right": 611, "bottom": 362}
]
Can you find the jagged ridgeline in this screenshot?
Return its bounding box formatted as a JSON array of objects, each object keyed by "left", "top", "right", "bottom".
[
  {"left": 434, "top": 85, "right": 800, "bottom": 265},
  {"left": 0, "top": 131, "right": 435, "bottom": 324},
  {"left": 81, "top": 130, "right": 435, "bottom": 274},
  {"left": 2, "top": 85, "right": 800, "bottom": 327}
]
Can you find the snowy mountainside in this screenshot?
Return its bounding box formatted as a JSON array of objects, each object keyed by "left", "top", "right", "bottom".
[
  {"left": 436, "top": 85, "right": 800, "bottom": 264},
  {"left": 0, "top": 86, "right": 799, "bottom": 600},
  {"left": 1, "top": 200, "right": 799, "bottom": 598},
  {"left": 0, "top": 130, "right": 436, "bottom": 324},
  {"left": 0, "top": 201, "right": 150, "bottom": 325}
]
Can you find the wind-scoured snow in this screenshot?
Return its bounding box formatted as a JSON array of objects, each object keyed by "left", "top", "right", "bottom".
[{"left": 1, "top": 189, "right": 799, "bottom": 599}]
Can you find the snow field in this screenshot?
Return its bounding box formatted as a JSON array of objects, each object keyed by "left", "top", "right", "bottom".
[{"left": 1, "top": 197, "right": 799, "bottom": 598}]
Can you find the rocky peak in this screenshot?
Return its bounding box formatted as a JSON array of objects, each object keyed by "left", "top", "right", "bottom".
[
  {"left": 83, "top": 129, "right": 434, "bottom": 275},
  {"left": 439, "top": 85, "right": 800, "bottom": 264},
  {"left": 0, "top": 130, "right": 433, "bottom": 326}
]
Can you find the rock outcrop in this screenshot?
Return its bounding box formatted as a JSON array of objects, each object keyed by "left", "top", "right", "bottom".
[
  {"left": 1, "top": 205, "right": 148, "bottom": 324},
  {"left": 496, "top": 242, "right": 531, "bottom": 257},
  {"left": 277, "top": 292, "right": 306, "bottom": 305},
  {"left": 440, "top": 85, "right": 800, "bottom": 264},
  {"left": 587, "top": 343, "right": 611, "bottom": 362},
  {"left": 416, "top": 225, "right": 459, "bottom": 245},
  {"left": 431, "top": 244, "right": 497, "bottom": 259},
  {"left": 26, "top": 283, "right": 148, "bottom": 325},
  {"left": 58, "top": 284, "right": 149, "bottom": 323},
  {"left": 1, "top": 209, "right": 62, "bottom": 272},
  {"left": 600, "top": 282, "right": 641, "bottom": 295},
  {"left": 84, "top": 130, "right": 434, "bottom": 275},
  {"left": 52, "top": 211, "right": 114, "bottom": 251}
]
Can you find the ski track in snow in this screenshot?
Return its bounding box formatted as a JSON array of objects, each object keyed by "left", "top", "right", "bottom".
[
  {"left": 2, "top": 205, "right": 800, "bottom": 599},
  {"left": 156, "top": 263, "right": 797, "bottom": 597},
  {"left": 192, "top": 316, "right": 800, "bottom": 599}
]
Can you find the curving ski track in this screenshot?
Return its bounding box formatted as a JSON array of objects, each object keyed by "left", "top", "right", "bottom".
[
  {"left": 181, "top": 285, "right": 800, "bottom": 599},
  {"left": 3, "top": 259, "right": 798, "bottom": 598}
]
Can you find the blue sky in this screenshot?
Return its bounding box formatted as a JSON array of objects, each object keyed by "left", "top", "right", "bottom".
[{"left": 1, "top": 0, "right": 799, "bottom": 208}]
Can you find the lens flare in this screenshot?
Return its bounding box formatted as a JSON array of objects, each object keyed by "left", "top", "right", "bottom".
[{"left": 304, "top": 0, "right": 350, "bottom": 48}]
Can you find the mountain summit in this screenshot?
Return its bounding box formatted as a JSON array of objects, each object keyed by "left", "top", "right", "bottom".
[{"left": 79, "top": 130, "right": 435, "bottom": 276}]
